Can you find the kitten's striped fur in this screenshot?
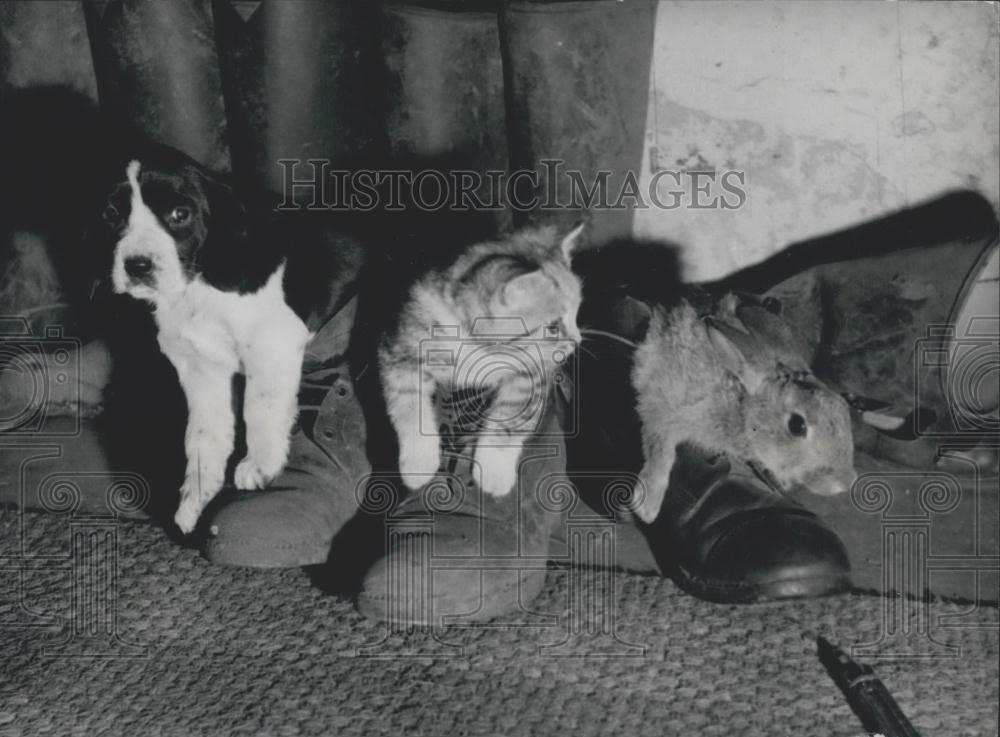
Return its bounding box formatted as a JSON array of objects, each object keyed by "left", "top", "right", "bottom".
[{"left": 379, "top": 224, "right": 584, "bottom": 495}]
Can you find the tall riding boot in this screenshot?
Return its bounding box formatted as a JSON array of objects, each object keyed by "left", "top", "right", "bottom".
[
  {"left": 212, "top": 0, "right": 382, "bottom": 200},
  {"left": 0, "top": 0, "right": 97, "bottom": 98},
  {"left": 84, "top": 0, "right": 230, "bottom": 171},
  {"left": 380, "top": 1, "right": 509, "bottom": 232},
  {"left": 499, "top": 0, "right": 656, "bottom": 245}
]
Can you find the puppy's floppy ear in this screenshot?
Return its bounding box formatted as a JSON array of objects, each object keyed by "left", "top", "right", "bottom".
[
  {"left": 188, "top": 167, "right": 284, "bottom": 292},
  {"left": 195, "top": 169, "right": 248, "bottom": 248}
]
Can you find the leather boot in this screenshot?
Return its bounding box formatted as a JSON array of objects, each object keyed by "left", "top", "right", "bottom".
[
  {"left": 567, "top": 273, "right": 853, "bottom": 602},
  {"left": 644, "top": 450, "right": 850, "bottom": 602},
  {"left": 355, "top": 386, "right": 570, "bottom": 625}
]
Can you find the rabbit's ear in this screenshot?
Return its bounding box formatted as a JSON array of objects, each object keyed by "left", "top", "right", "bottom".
[
  {"left": 706, "top": 321, "right": 747, "bottom": 372},
  {"left": 706, "top": 319, "right": 762, "bottom": 390}
]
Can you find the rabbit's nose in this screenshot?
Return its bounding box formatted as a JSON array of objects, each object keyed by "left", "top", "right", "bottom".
[
  {"left": 839, "top": 468, "right": 859, "bottom": 492},
  {"left": 805, "top": 467, "right": 856, "bottom": 496}
]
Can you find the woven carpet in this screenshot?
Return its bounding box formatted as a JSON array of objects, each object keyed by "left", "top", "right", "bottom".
[{"left": 1, "top": 508, "right": 997, "bottom": 737}]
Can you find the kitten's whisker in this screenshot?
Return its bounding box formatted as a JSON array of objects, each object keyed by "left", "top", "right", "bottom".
[{"left": 579, "top": 328, "right": 638, "bottom": 350}]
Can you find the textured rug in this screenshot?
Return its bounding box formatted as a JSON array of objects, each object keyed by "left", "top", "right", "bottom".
[{"left": 1, "top": 507, "right": 997, "bottom": 737}]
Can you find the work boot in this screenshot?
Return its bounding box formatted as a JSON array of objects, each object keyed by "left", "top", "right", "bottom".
[
  {"left": 356, "top": 385, "right": 571, "bottom": 625},
  {"left": 204, "top": 297, "right": 372, "bottom": 567}
]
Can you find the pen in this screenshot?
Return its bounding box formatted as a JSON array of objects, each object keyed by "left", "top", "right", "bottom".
[{"left": 816, "top": 636, "right": 922, "bottom": 737}]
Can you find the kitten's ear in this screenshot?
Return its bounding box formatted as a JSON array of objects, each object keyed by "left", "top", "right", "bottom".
[
  {"left": 498, "top": 271, "right": 558, "bottom": 323},
  {"left": 559, "top": 222, "right": 586, "bottom": 261}
]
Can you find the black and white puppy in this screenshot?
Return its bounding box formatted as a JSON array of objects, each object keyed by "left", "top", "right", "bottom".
[{"left": 100, "top": 144, "right": 362, "bottom": 533}]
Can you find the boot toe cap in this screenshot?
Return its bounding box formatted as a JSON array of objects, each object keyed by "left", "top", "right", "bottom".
[
  {"left": 681, "top": 511, "right": 851, "bottom": 603},
  {"left": 204, "top": 489, "right": 348, "bottom": 568}
]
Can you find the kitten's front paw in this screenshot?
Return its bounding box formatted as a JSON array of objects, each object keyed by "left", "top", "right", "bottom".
[
  {"left": 398, "top": 436, "right": 441, "bottom": 490},
  {"left": 234, "top": 455, "right": 284, "bottom": 491},
  {"left": 476, "top": 449, "right": 518, "bottom": 497}
]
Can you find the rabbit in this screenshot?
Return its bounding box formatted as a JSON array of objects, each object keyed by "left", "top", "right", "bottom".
[{"left": 629, "top": 290, "right": 857, "bottom": 524}]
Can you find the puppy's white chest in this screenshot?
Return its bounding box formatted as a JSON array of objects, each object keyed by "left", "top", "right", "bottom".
[
  {"left": 154, "top": 270, "right": 308, "bottom": 376},
  {"left": 156, "top": 294, "right": 239, "bottom": 373}
]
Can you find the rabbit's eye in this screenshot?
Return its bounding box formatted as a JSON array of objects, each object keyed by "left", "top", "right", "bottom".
[{"left": 788, "top": 413, "right": 808, "bottom": 438}]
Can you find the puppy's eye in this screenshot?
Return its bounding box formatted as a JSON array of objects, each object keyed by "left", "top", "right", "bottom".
[
  {"left": 166, "top": 206, "right": 192, "bottom": 226},
  {"left": 787, "top": 413, "right": 808, "bottom": 438},
  {"left": 102, "top": 204, "right": 121, "bottom": 225}
]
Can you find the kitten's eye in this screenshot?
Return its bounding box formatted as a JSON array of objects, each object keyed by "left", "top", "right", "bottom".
[
  {"left": 787, "top": 413, "right": 808, "bottom": 438},
  {"left": 166, "top": 206, "right": 192, "bottom": 226},
  {"left": 102, "top": 204, "right": 121, "bottom": 225}
]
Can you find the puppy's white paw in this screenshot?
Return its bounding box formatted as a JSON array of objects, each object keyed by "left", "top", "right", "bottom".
[
  {"left": 174, "top": 497, "right": 202, "bottom": 534},
  {"left": 234, "top": 456, "right": 281, "bottom": 491},
  {"left": 175, "top": 470, "right": 225, "bottom": 533},
  {"left": 398, "top": 436, "right": 441, "bottom": 490},
  {"left": 476, "top": 451, "right": 518, "bottom": 497}
]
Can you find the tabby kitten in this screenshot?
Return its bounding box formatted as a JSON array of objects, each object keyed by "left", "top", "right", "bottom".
[{"left": 379, "top": 223, "right": 584, "bottom": 496}]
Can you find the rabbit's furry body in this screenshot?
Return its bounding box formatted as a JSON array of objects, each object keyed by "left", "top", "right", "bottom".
[{"left": 631, "top": 292, "right": 856, "bottom": 523}]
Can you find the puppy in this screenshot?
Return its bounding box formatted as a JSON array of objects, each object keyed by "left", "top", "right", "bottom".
[{"left": 99, "top": 144, "right": 362, "bottom": 532}]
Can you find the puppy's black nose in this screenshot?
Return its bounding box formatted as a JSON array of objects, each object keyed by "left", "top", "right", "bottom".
[{"left": 124, "top": 256, "right": 154, "bottom": 279}]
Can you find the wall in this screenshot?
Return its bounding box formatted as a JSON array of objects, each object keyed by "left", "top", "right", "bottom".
[{"left": 635, "top": 1, "right": 1000, "bottom": 280}]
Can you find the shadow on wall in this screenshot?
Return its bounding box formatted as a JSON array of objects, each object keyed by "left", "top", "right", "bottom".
[
  {"left": 0, "top": 86, "right": 136, "bottom": 337},
  {"left": 0, "top": 85, "right": 187, "bottom": 525},
  {"left": 718, "top": 190, "right": 1000, "bottom": 295}
]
